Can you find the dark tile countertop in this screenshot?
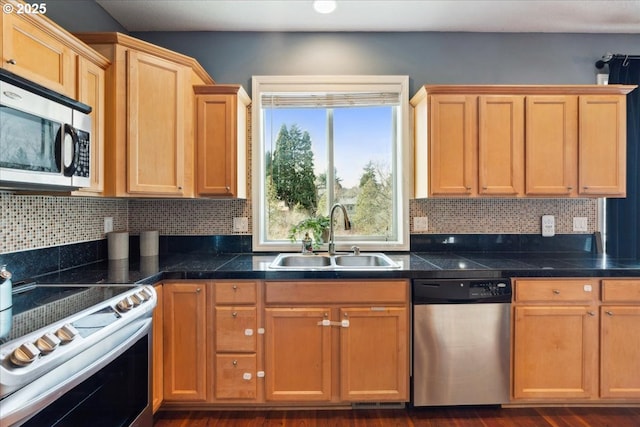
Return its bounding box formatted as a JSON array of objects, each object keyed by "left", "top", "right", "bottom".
[{"left": 27, "top": 252, "right": 640, "bottom": 286}]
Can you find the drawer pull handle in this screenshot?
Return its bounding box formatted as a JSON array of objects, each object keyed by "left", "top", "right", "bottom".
[
  {"left": 6, "top": 59, "right": 16, "bottom": 65},
  {"left": 605, "top": 311, "right": 614, "bottom": 316},
  {"left": 552, "top": 289, "right": 560, "bottom": 295}
]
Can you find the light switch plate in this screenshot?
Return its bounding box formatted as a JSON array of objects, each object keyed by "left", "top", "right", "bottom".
[
  {"left": 414, "top": 216, "right": 428, "bottom": 231},
  {"left": 233, "top": 217, "right": 249, "bottom": 232},
  {"left": 573, "top": 217, "right": 588, "bottom": 232},
  {"left": 541, "top": 215, "right": 555, "bottom": 237}
]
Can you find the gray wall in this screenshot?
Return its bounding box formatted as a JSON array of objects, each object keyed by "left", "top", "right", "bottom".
[
  {"left": 44, "top": 2, "right": 640, "bottom": 94},
  {"left": 130, "top": 31, "right": 639, "bottom": 93}
]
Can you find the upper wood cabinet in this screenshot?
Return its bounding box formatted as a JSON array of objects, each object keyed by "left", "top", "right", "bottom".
[
  {"left": 74, "top": 32, "right": 214, "bottom": 197},
  {"left": 72, "top": 57, "right": 107, "bottom": 195},
  {"left": 1, "top": 7, "right": 76, "bottom": 97},
  {"left": 194, "top": 85, "right": 251, "bottom": 198},
  {"left": 411, "top": 85, "right": 636, "bottom": 198}
]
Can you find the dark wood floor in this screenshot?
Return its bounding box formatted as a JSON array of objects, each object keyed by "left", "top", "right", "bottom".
[{"left": 154, "top": 406, "right": 640, "bottom": 427}]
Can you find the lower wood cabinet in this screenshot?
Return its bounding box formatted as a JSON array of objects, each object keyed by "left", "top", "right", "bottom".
[
  {"left": 264, "top": 280, "right": 409, "bottom": 403},
  {"left": 512, "top": 278, "right": 640, "bottom": 403},
  {"left": 156, "top": 279, "right": 409, "bottom": 409},
  {"left": 162, "top": 282, "right": 208, "bottom": 402}
]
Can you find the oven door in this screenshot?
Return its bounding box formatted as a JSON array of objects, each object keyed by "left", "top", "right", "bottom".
[{"left": 0, "top": 318, "right": 152, "bottom": 427}]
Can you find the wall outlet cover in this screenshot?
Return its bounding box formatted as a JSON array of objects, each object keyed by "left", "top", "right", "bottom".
[
  {"left": 414, "top": 216, "right": 428, "bottom": 231},
  {"left": 104, "top": 217, "right": 114, "bottom": 233}
]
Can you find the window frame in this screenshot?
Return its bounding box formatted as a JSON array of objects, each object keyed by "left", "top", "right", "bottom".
[{"left": 251, "top": 75, "right": 411, "bottom": 252}]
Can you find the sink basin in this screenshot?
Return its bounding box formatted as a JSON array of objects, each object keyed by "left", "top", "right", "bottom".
[
  {"left": 271, "top": 254, "right": 332, "bottom": 268},
  {"left": 334, "top": 254, "right": 395, "bottom": 267},
  {"left": 269, "top": 253, "right": 399, "bottom": 270}
]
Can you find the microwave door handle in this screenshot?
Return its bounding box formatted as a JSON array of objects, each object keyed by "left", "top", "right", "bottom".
[{"left": 60, "top": 124, "right": 79, "bottom": 177}]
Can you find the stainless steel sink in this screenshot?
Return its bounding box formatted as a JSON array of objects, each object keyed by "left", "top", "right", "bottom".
[
  {"left": 269, "top": 253, "right": 400, "bottom": 270},
  {"left": 333, "top": 254, "right": 395, "bottom": 267}
]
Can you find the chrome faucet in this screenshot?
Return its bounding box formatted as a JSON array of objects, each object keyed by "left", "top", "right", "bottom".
[{"left": 328, "top": 203, "right": 351, "bottom": 255}]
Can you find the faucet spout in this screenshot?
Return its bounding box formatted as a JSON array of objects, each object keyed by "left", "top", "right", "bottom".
[{"left": 328, "top": 203, "right": 351, "bottom": 255}]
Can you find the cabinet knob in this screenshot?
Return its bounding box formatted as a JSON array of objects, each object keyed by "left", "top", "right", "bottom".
[
  {"left": 232, "top": 359, "right": 238, "bottom": 366},
  {"left": 324, "top": 312, "right": 329, "bottom": 318},
  {"left": 583, "top": 186, "right": 589, "bottom": 190},
  {"left": 232, "top": 311, "right": 238, "bottom": 317},
  {"left": 605, "top": 311, "right": 614, "bottom": 316},
  {"left": 482, "top": 186, "right": 488, "bottom": 190},
  {"left": 568, "top": 186, "right": 574, "bottom": 190},
  {"left": 232, "top": 284, "right": 238, "bottom": 290},
  {"left": 226, "top": 186, "right": 231, "bottom": 192},
  {"left": 343, "top": 312, "right": 348, "bottom": 318},
  {"left": 587, "top": 311, "right": 596, "bottom": 317},
  {"left": 6, "top": 59, "right": 16, "bottom": 65},
  {"left": 552, "top": 289, "right": 560, "bottom": 295},
  {"left": 196, "top": 288, "right": 201, "bottom": 293},
  {"left": 465, "top": 186, "right": 472, "bottom": 191}
]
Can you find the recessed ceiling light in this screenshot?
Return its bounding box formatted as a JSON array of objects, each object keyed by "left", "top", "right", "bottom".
[{"left": 313, "top": 0, "right": 337, "bottom": 14}]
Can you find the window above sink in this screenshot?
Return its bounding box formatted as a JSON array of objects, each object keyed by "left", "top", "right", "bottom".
[{"left": 251, "top": 75, "right": 412, "bottom": 253}]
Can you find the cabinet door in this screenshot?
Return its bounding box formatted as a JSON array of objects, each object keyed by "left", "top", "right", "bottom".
[
  {"left": 478, "top": 95, "right": 524, "bottom": 196},
  {"left": 74, "top": 57, "right": 105, "bottom": 195},
  {"left": 196, "top": 94, "right": 237, "bottom": 196},
  {"left": 600, "top": 306, "right": 640, "bottom": 399},
  {"left": 127, "top": 50, "right": 188, "bottom": 196},
  {"left": 579, "top": 95, "right": 626, "bottom": 196},
  {"left": 525, "top": 96, "right": 578, "bottom": 195},
  {"left": 429, "top": 95, "right": 477, "bottom": 196},
  {"left": 152, "top": 284, "right": 163, "bottom": 412},
  {"left": 339, "top": 307, "right": 408, "bottom": 401},
  {"left": 215, "top": 354, "right": 257, "bottom": 400},
  {"left": 264, "top": 308, "right": 332, "bottom": 401},
  {"left": 163, "top": 283, "right": 207, "bottom": 402},
  {"left": 2, "top": 13, "right": 76, "bottom": 96},
  {"left": 513, "top": 305, "right": 597, "bottom": 400},
  {"left": 215, "top": 306, "right": 257, "bottom": 352}
]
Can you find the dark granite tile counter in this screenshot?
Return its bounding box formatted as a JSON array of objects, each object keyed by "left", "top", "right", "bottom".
[{"left": 21, "top": 251, "right": 640, "bottom": 286}]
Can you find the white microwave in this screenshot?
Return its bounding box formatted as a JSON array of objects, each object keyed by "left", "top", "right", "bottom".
[{"left": 0, "top": 70, "right": 91, "bottom": 191}]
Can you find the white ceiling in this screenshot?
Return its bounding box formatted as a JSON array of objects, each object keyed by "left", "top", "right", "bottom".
[{"left": 95, "top": 0, "right": 640, "bottom": 33}]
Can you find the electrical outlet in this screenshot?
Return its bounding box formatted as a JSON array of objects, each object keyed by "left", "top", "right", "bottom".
[
  {"left": 104, "top": 217, "right": 113, "bottom": 233},
  {"left": 414, "top": 216, "right": 428, "bottom": 231},
  {"left": 233, "top": 217, "right": 249, "bottom": 232},
  {"left": 541, "top": 215, "right": 555, "bottom": 237},
  {"left": 573, "top": 217, "right": 588, "bottom": 232}
]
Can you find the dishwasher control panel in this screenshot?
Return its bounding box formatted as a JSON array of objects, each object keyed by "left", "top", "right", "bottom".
[{"left": 413, "top": 278, "right": 512, "bottom": 303}]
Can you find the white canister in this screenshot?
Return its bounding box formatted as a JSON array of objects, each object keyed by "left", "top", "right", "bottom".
[
  {"left": 140, "top": 230, "right": 159, "bottom": 257},
  {"left": 108, "top": 231, "right": 129, "bottom": 260},
  {"left": 0, "top": 265, "right": 13, "bottom": 339}
]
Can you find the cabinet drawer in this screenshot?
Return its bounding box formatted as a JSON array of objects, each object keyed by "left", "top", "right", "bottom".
[
  {"left": 515, "top": 279, "right": 598, "bottom": 303},
  {"left": 215, "top": 307, "right": 257, "bottom": 352},
  {"left": 265, "top": 280, "right": 408, "bottom": 304},
  {"left": 214, "top": 354, "right": 257, "bottom": 400},
  {"left": 214, "top": 281, "right": 257, "bottom": 304},
  {"left": 602, "top": 280, "right": 640, "bottom": 303}
]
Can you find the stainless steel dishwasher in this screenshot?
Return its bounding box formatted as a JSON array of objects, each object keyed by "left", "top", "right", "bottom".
[{"left": 412, "top": 278, "right": 512, "bottom": 406}]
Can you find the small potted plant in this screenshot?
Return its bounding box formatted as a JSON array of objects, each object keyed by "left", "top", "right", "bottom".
[{"left": 288, "top": 215, "right": 330, "bottom": 248}]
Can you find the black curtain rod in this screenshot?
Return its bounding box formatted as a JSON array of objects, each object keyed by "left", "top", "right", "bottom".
[{"left": 595, "top": 53, "right": 640, "bottom": 69}]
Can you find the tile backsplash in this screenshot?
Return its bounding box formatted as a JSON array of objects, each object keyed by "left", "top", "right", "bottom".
[{"left": 1, "top": 191, "right": 597, "bottom": 254}]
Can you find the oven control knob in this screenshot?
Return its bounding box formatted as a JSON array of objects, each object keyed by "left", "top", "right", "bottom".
[
  {"left": 35, "top": 332, "right": 61, "bottom": 354},
  {"left": 136, "top": 290, "right": 150, "bottom": 303},
  {"left": 116, "top": 296, "right": 134, "bottom": 313},
  {"left": 56, "top": 324, "right": 79, "bottom": 344},
  {"left": 10, "top": 342, "right": 41, "bottom": 366},
  {"left": 139, "top": 287, "right": 153, "bottom": 300},
  {"left": 130, "top": 293, "right": 143, "bottom": 307}
]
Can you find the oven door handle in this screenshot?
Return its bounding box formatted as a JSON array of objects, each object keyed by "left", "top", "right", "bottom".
[{"left": 0, "top": 317, "right": 151, "bottom": 427}]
